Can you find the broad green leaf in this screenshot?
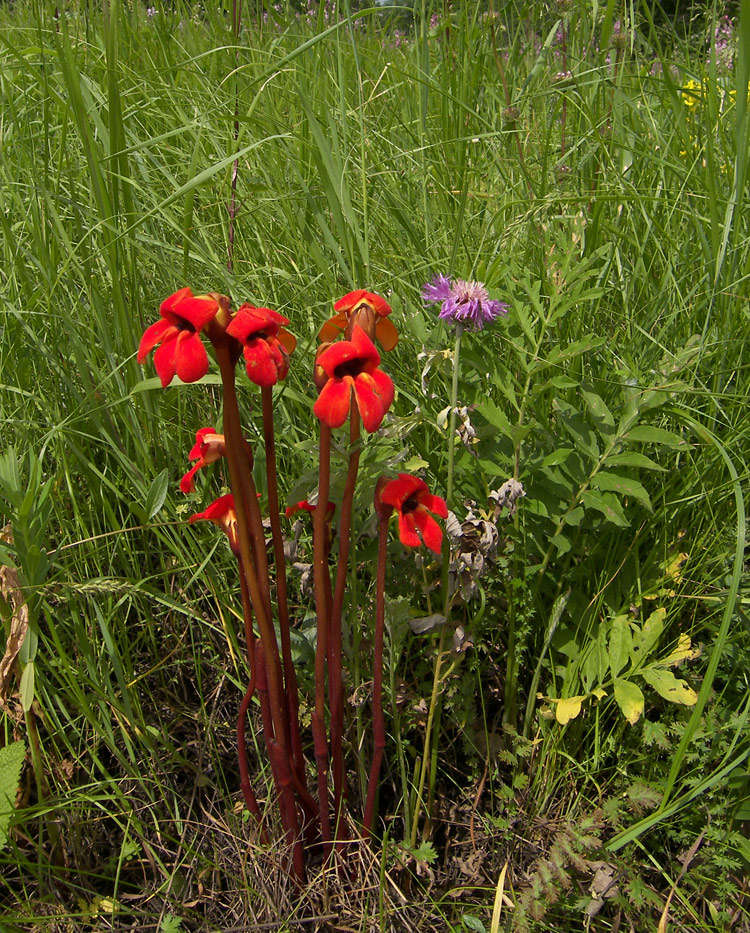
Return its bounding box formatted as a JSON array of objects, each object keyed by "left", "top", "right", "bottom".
[
  {"left": 550, "top": 534, "right": 572, "bottom": 556},
  {"left": 606, "top": 451, "right": 666, "bottom": 472},
  {"left": 641, "top": 667, "right": 698, "bottom": 706},
  {"left": 555, "top": 695, "right": 586, "bottom": 725},
  {"left": 590, "top": 472, "right": 652, "bottom": 511},
  {"left": 631, "top": 608, "right": 666, "bottom": 667},
  {"left": 582, "top": 627, "right": 608, "bottom": 691},
  {"left": 562, "top": 506, "right": 585, "bottom": 526},
  {"left": 0, "top": 740, "right": 26, "bottom": 850},
  {"left": 558, "top": 410, "right": 600, "bottom": 461},
  {"left": 541, "top": 448, "right": 575, "bottom": 467},
  {"left": 624, "top": 425, "right": 687, "bottom": 448},
  {"left": 581, "top": 386, "right": 615, "bottom": 429},
  {"left": 581, "top": 490, "right": 630, "bottom": 526},
  {"left": 609, "top": 615, "right": 632, "bottom": 677},
  {"left": 613, "top": 678, "right": 645, "bottom": 725}
]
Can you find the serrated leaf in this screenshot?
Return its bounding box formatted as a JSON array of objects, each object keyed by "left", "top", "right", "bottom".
[
  {"left": 581, "top": 490, "right": 630, "bottom": 526},
  {"left": 641, "top": 667, "right": 697, "bottom": 706},
  {"left": 606, "top": 452, "right": 666, "bottom": 472},
  {"left": 0, "top": 740, "right": 26, "bottom": 849},
  {"left": 613, "top": 678, "right": 644, "bottom": 725},
  {"left": 609, "top": 615, "right": 632, "bottom": 677},
  {"left": 477, "top": 401, "right": 513, "bottom": 433},
  {"left": 555, "top": 695, "right": 586, "bottom": 725},
  {"left": 590, "top": 472, "right": 652, "bottom": 511},
  {"left": 410, "top": 840, "right": 438, "bottom": 863},
  {"left": 631, "top": 608, "right": 666, "bottom": 667},
  {"left": 624, "top": 425, "right": 687, "bottom": 448}
]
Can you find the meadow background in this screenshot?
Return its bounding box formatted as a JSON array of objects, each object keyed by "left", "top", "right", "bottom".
[{"left": 0, "top": 0, "right": 748, "bottom": 929}]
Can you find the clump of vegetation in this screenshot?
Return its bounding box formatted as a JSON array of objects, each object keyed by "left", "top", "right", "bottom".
[{"left": 0, "top": 0, "right": 748, "bottom": 929}]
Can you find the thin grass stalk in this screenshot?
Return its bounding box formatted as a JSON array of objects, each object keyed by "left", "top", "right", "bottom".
[
  {"left": 362, "top": 510, "right": 388, "bottom": 839},
  {"left": 312, "top": 423, "right": 333, "bottom": 851},
  {"left": 329, "top": 400, "right": 361, "bottom": 838}
]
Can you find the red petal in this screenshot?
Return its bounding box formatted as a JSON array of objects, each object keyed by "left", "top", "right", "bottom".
[
  {"left": 138, "top": 319, "right": 172, "bottom": 362},
  {"left": 397, "top": 511, "right": 421, "bottom": 548},
  {"left": 414, "top": 508, "right": 443, "bottom": 555},
  {"left": 370, "top": 367, "right": 394, "bottom": 412},
  {"left": 316, "top": 337, "right": 360, "bottom": 378},
  {"left": 420, "top": 492, "right": 448, "bottom": 518},
  {"left": 227, "top": 305, "right": 288, "bottom": 343},
  {"left": 278, "top": 328, "right": 297, "bottom": 355},
  {"left": 313, "top": 377, "right": 352, "bottom": 428},
  {"left": 160, "top": 287, "right": 194, "bottom": 313},
  {"left": 170, "top": 294, "right": 219, "bottom": 331},
  {"left": 349, "top": 325, "right": 381, "bottom": 367},
  {"left": 333, "top": 290, "right": 368, "bottom": 312},
  {"left": 375, "top": 317, "right": 399, "bottom": 351},
  {"left": 174, "top": 331, "right": 209, "bottom": 384},
  {"left": 153, "top": 335, "right": 178, "bottom": 387},
  {"left": 318, "top": 313, "right": 347, "bottom": 342},
  {"left": 243, "top": 342, "right": 281, "bottom": 387},
  {"left": 189, "top": 427, "right": 218, "bottom": 460},
  {"left": 380, "top": 474, "right": 424, "bottom": 509},
  {"left": 179, "top": 462, "right": 202, "bottom": 494},
  {"left": 353, "top": 375, "right": 389, "bottom": 433}
]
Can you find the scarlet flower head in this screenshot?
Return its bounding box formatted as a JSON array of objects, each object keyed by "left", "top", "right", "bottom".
[
  {"left": 378, "top": 474, "right": 448, "bottom": 555},
  {"left": 179, "top": 428, "right": 226, "bottom": 494},
  {"left": 138, "top": 287, "right": 219, "bottom": 387},
  {"left": 189, "top": 493, "right": 239, "bottom": 555},
  {"left": 285, "top": 499, "right": 336, "bottom": 519},
  {"left": 319, "top": 289, "right": 398, "bottom": 351},
  {"left": 313, "top": 325, "right": 394, "bottom": 433},
  {"left": 226, "top": 304, "right": 296, "bottom": 387}
]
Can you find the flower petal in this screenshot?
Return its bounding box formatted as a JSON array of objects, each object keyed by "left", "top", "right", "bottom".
[
  {"left": 353, "top": 376, "right": 387, "bottom": 433},
  {"left": 313, "top": 377, "right": 352, "bottom": 428},
  {"left": 396, "top": 511, "right": 421, "bottom": 548},
  {"left": 243, "top": 341, "right": 282, "bottom": 387},
  {"left": 138, "top": 318, "right": 172, "bottom": 362},
  {"left": 160, "top": 287, "right": 194, "bottom": 314},
  {"left": 179, "top": 462, "right": 202, "bottom": 494},
  {"left": 152, "top": 335, "right": 178, "bottom": 387},
  {"left": 375, "top": 317, "right": 399, "bottom": 351},
  {"left": 413, "top": 507, "right": 443, "bottom": 555},
  {"left": 168, "top": 294, "right": 219, "bottom": 331},
  {"left": 173, "top": 331, "right": 210, "bottom": 384},
  {"left": 318, "top": 312, "right": 347, "bottom": 343},
  {"left": 380, "top": 474, "right": 424, "bottom": 509}
]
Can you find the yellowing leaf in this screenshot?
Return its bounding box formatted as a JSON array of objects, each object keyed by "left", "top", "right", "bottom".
[
  {"left": 661, "top": 633, "right": 700, "bottom": 666},
  {"left": 613, "top": 678, "right": 644, "bottom": 725},
  {"left": 641, "top": 667, "right": 698, "bottom": 706},
  {"left": 663, "top": 552, "right": 689, "bottom": 582},
  {"left": 555, "top": 695, "right": 586, "bottom": 725},
  {"left": 592, "top": 687, "right": 607, "bottom": 700}
]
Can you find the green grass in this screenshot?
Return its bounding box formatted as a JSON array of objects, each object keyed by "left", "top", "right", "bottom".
[{"left": 0, "top": 0, "right": 749, "bottom": 929}]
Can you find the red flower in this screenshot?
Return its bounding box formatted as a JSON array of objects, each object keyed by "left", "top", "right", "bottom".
[
  {"left": 313, "top": 325, "right": 394, "bottom": 433},
  {"left": 285, "top": 499, "right": 336, "bottom": 518},
  {"left": 179, "top": 428, "right": 226, "bottom": 494},
  {"left": 138, "top": 287, "right": 219, "bottom": 387},
  {"left": 189, "top": 494, "right": 239, "bottom": 554},
  {"left": 226, "top": 304, "right": 296, "bottom": 387},
  {"left": 378, "top": 474, "right": 448, "bottom": 555},
  {"left": 319, "top": 289, "right": 398, "bottom": 351}
]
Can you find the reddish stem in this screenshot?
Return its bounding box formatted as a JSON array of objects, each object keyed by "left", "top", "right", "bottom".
[
  {"left": 329, "top": 401, "right": 361, "bottom": 838},
  {"left": 312, "top": 423, "right": 333, "bottom": 851},
  {"left": 363, "top": 512, "right": 389, "bottom": 839}
]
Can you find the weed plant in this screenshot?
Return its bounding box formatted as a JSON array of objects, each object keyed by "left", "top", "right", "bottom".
[{"left": 0, "top": 0, "right": 748, "bottom": 930}]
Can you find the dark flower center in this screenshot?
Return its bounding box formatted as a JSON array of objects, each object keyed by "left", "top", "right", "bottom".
[
  {"left": 401, "top": 493, "right": 420, "bottom": 515},
  {"left": 333, "top": 357, "right": 366, "bottom": 379},
  {"left": 175, "top": 316, "right": 196, "bottom": 333}
]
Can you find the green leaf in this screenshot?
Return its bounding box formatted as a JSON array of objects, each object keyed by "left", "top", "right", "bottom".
[
  {"left": 541, "top": 448, "right": 575, "bottom": 467},
  {"left": 581, "top": 386, "right": 615, "bottom": 429},
  {"left": 606, "top": 452, "right": 666, "bottom": 472},
  {"left": 550, "top": 534, "right": 572, "bottom": 555},
  {"left": 590, "top": 472, "right": 652, "bottom": 511},
  {"left": 581, "top": 490, "right": 630, "bottom": 526},
  {"left": 613, "top": 678, "right": 645, "bottom": 725},
  {"left": 19, "top": 661, "right": 35, "bottom": 712},
  {"left": 641, "top": 667, "right": 698, "bottom": 706},
  {"left": 476, "top": 401, "right": 513, "bottom": 433},
  {"left": 624, "top": 425, "right": 687, "bottom": 448},
  {"left": 0, "top": 740, "right": 26, "bottom": 850},
  {"left": 609, "top": 615, "right": 632, "bottom": 677},
  {"left": 562, "top": 506, "right": 585, "bottom": 526},
  {"left": 461, "top": 915, "right": 487, "bottom": 933},
  {"left": 631, "top": 608, "right": 666, "bottom": 668},
  {"left": 145, "top": 469, "right": 170, "bottom": 521}
]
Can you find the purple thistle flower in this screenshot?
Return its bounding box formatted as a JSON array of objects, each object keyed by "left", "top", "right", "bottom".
[{"left": 422, "top": 275, "right": 509, "bottom": 331}]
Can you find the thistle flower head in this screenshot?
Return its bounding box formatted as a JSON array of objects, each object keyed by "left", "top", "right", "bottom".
[{"left": 422, "top": 275, "right": 509, "bottom": 331}]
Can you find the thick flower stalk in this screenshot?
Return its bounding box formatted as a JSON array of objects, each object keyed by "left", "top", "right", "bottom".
[
  {"left": 138, "top": 287, "right": 219, "bottom": 386},
  {"left": 313, "top": 325, "right": 394, "bottom": 433}
]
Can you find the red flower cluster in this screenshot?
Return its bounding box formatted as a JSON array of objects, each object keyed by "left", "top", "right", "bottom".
[
  {"left": 138, "top": 288, "right": 219, "bottom": 387},
  {"left": 313, "top": 326, "right": 394, "bottom": 433},
  {"left": 226, "top": 304, "right": 296, "bottom": 387}
]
